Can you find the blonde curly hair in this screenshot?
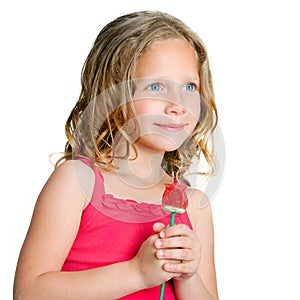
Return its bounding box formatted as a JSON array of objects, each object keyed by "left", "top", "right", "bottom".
[{"left": 58, "top": 11, "right": 218, "bottom": 180}]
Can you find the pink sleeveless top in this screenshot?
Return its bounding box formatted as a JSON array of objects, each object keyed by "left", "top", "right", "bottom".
[{"left": 62, "top": 159, "right": 193, "bottom": 299}]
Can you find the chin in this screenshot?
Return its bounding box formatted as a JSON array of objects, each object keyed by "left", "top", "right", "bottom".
[{"left": 137, "top": 136, "right": 186, "bottom": 152}]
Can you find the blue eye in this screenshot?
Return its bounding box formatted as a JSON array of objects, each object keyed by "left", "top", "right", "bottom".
[
  {"left": 147, "top": 83, "right": 162, "bottom": 91},
  {"left": 184, "top": 83, "right": 196, "bottom": 91}
]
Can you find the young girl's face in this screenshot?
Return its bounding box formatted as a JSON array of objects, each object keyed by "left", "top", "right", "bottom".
[{"left": 132, "top": 38, "right": 201, "bottom": 152}]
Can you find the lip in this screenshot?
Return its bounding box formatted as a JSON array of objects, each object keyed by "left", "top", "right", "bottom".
[{"left": 154, "top": 123, "right": 186, "bottom": 132}]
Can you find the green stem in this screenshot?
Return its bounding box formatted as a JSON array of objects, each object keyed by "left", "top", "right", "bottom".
[
  {"left": 159, "top": 212, "right": 176, "bottom": 300},
  {"left": 170, "top": 211, "right": 176, "bottom": 226},
  {"left": 159, "top": 282, "right": 165, "bottom": 300}
]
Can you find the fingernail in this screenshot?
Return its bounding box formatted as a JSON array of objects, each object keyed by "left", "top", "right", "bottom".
[
  {"left": 157, "top": 250, "right": 164, "bottom": 258},
  {"left": 160, "top": 231, "right": 165, "bottom": 238},
  {"left": 156, "top": 240, "right": 162, "bottom": 247}
]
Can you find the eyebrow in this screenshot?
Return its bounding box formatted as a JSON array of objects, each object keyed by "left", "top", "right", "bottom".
[{"left": 185, "top": 75, "right": 200, "bottom": 83}]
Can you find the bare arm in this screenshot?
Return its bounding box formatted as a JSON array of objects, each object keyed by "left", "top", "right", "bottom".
[
  {"left": 14, "top": 160, "right": 180, "bottom": 299},
  {"left": 13, "top": 161, "right": 140, "bottom": 299}
]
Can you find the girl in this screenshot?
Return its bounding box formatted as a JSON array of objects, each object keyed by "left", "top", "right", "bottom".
[{"left": 14, "top": 11, "right": 219, "bottom": 300}]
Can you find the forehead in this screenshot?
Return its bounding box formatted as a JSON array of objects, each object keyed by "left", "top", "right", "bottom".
[{"left": 133, "top": 38, "right": 199, "bottom": 83}]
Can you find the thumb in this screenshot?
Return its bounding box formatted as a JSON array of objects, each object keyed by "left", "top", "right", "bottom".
[{"left": 153, "top": 222, "right": 166, "bottom": 233}]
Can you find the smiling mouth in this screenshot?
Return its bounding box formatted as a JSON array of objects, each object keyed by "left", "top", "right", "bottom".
[{"left": 154, "top": 123, "right": 186, "bottom": 132}]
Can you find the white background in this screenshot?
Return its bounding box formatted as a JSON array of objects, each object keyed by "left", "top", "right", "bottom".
[{"left": 1, "top": 0, "right": 299, "bottom": 299}]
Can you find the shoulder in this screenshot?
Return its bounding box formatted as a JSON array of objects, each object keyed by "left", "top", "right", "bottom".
[
  {"left": 186, "top": 188, "right": 214, "bottom": 233},
  {"left": 42, "top": 159, "right": 95, "bottom": 209},
  {"left": 14, "top": 160, "right": 96, "bottom": 281},
  {"left": 54, "top": 158, "right": 95, "bottom": 177},
  {"left": 27, "top": 159, "right": 96, "bottom": 239}
]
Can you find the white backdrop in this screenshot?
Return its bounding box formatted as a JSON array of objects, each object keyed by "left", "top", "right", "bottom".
[{"left": 1, "top": 0, "right": 299, "bottom": 299}]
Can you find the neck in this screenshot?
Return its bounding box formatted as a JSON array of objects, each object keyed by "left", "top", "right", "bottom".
[{"left": 112, "top": 143, "right": 168, "bottom": 189}]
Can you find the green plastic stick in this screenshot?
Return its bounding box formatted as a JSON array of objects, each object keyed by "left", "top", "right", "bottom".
[{"left": 159, "top": 212, "right": 176, "bottom": 300}]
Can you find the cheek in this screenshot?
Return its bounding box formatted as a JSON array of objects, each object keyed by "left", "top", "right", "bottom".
[
  {"left": 134, "top": 99, "right": 157, "bottom": 116},
  {"left": 185, "top": 100, "right": 201, "bottom": 125}
]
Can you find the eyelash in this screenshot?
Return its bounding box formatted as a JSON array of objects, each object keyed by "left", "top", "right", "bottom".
[
  {"left": 147, "top": 82, "right": 198, "bottom": 91},
  {"left": 147, "top": 83, "right": 163, "bottom": 91},
  {"left": 184, "top": 83, "right": 197, "bottom": 91}
]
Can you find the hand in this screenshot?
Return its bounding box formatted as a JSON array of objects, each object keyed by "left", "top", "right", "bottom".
[
  {"left": 131, "top": 223, "right": 181, "bottom": 289},
  {"left": 154, "top": 223, "right": 202, "bottom": 281}
]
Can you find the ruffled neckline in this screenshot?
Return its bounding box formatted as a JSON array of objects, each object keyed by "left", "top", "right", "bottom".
[{"left": 89, "top": 164, "right": 170, "bottom": 223}]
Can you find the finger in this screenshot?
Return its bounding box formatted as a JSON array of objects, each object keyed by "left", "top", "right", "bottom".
[
  {"left": 161, "top": 260, "right": 182, "bottom": 279},
  {"left": 153, "top": 222, "right": 167, "bottom": 233},
  {"left": 163, "top": 261, "right": 197, "bottom": 275},
  {"left": 155, "top": 236, "right": 193, "bottom": 249},
  {"left": 159, "top": 223, "right": 193, "bottom": 238},
  {"left": 156, "top": 248, "right": 195, "bottom": 261},
  {"left": 163, "top": 269, "right": 182, "bottom": 280}
]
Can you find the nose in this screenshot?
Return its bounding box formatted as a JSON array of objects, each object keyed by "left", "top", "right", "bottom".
[
  {"left": 165, "top": 101, "right": 186, "bottom": 115},
  {"left": 164, "top": 90, "right": 186, "bottom": 115}
]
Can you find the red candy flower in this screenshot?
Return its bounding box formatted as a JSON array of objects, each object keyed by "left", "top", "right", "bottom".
[{"left": 162, "top": 179, "right": 188, "bottom": 214}]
